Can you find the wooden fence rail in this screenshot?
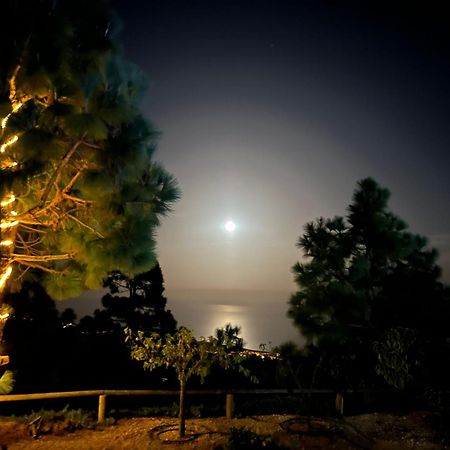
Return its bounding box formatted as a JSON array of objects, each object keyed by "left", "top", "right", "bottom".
[{"left": 0, "top": 388, "right": 341, "bottom": 423}]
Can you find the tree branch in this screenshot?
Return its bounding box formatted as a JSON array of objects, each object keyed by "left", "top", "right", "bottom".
[
  {"left": 35, "top": 139, "right": 83, "bottom": 209},
  {"left": 11, "top": 253, "right": 73, "bottom": 262},
  {"left": 16, "top": 261, "right": 67, "bottom": 274},
  {"left": 63, "top": 169, "right": 84, "bottom": 193},
  {"left": 68, "top": 214, "right": 104, "bottom": 238},
  {"left": 62, "top": 194, "right": 93, "bottom": 205},
  {"left": 81, "top": 140, "right": 102, "bottom": 150},
  {"left": 17, "top": 223, "right": 46, "bottom": 233}
]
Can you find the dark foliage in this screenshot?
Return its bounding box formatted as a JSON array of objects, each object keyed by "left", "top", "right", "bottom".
[
  {"left": 3, "top": 282, "right": 63, "bottom": 392},
  {"left": 288, "top": 178, "right": 450, "bottom": 390},
  {"left": 101, "top": 264, "right": 177, "bottom": 333},
  {"left": 2, "top": 265, "right": 179, "bottom": 393},
  {"left": 226, "top": 427, "right": 288, "bottom": 450}
]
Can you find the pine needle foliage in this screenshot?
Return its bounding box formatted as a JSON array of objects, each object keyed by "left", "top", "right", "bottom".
[
  {"left": 0, "top": 0, "right": 179, "bottom": 299},
  {"left": 288, "top": 178, "right": 450, "bottom": 388}
]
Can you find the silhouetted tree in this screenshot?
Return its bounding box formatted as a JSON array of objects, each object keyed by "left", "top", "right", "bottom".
[
  {"left": 65, "top": 265, "right": 177, "bottom": 390},
  {"left": 102, "top": 264, "right": 177, "bottom": 334},
  {"left": 274, "top": 341, "right": 304, "bottom": 391},
  {"left": 3, "top": 282, "right": 63, "bottom": 392},
  {"left": 60, "top": 308, "right": 77, "bottom": 327},
  {"left": 289, "top": 178, "right": 450, "bottom": 389},
  {"left": 68, "top": 308, "right": 126, "bottom": 390},
  {"left": 214, "top": 323, "right": 244, "bottom": 351}
]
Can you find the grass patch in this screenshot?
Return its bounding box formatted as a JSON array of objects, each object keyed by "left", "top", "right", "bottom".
[{"left": 1, "top": 405, "right": 114, "bottom": 437}]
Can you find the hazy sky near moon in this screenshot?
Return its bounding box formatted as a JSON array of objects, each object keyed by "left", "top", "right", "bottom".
[{"left": 103, "top": 0, "right": 450, "bottom": 345}]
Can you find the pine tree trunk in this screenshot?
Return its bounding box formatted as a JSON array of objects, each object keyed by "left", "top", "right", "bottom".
[
  {"left": 178, "top": 379, "right": 186, "bottom": 438},
  {"left": 0, "top": 290, "right": 10, "bottom": 367}
]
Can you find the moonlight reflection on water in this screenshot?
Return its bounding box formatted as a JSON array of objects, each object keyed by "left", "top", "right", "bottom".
[
  {"left": 208, "top": 303, "right": 253, "bottom": 342},
  {"left": 167, "top": 290, "right": 302, "bottom": 349}
]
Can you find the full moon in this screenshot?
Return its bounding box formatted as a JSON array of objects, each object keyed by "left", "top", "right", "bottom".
[{"left": 225, "top": 220, "right": 236, "bottom": 232}]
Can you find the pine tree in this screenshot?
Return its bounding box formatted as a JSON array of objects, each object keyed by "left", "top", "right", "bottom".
[
  {"left": 0, "top": 0, "right": 179, "bottom": 301},
  {"left": 101, "top": 263, "right": 177, "bottom": 334},
  {"left": 288, "top": 178, "right": 450, "bottom": 388}
]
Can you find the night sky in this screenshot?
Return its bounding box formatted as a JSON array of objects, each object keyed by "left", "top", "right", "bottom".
[{"left": 81, "top": 0, "right": 450, "bottom": 348}]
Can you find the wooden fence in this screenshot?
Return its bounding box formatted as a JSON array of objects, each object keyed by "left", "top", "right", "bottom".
[{"left": 0, "top": 388, "right": 342, "bottom": 423}]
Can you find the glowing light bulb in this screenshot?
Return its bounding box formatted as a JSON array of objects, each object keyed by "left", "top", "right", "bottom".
[
  {"left": 0, "top": 135, "right": 18, "bottom": 153},
  {"left": 0, "top": 220, "right": 19, "bottom": 229},
  {"left": 1, "top": 194, "right": 15, "bottom": 207},
  {"left": 0, "top": 266, "right": 12, "bottom": 289},
  {"left": 1, "top": 103, "right": 23, "bottom": 129}
]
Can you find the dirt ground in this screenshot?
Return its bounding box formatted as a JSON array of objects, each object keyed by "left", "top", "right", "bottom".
[{"left": 0, "top": 412, "right": 444, "bottom": 449}]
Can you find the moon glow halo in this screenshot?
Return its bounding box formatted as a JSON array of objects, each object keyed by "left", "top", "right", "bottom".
[{"left": 225, "top": 220, "right": 236, "bottom": 232}]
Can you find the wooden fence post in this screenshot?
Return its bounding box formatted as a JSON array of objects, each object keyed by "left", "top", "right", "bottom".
[
  {"left": 226, "top": 393, "right": 234, "bottom": 419},
  {"left": 98, "top": 394, "right": 107, "bottom": 423},
  {"left": 335, "top": 392, "right": 344, "bottom": 415}
]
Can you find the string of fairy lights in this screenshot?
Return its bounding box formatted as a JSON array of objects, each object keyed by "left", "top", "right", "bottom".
[
  {"left": 0, "top": 65, "right": 92, "bottom": 298},
  {"left": 0, "top": 69, "right": 23, "bottom": 294}
]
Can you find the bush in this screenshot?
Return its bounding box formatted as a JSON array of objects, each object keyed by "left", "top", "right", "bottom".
[
  {"left": 226, "top": 427, "right": 288, "bottom": 450},
  {"left": 227, "top": 427, "right": 265, "bottom": 449},
  {"left": 424, "top": 389, "right": 450, "bottom": 445}
]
